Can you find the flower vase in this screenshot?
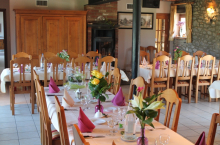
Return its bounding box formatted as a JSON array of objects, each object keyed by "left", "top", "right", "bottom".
[
  {"left": 137, "top": 128, "right": 148, "bottom": 145},
  {"left": 95, "top": 99, "right": 104, "bottom": 113},
  {"left": 180, "top": 28, "right": 183, "bottom": 37}
]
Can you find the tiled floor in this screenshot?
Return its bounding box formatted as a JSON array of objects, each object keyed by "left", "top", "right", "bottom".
[{"left": 0, "top": 85, "right": 220, "bottom": 145}]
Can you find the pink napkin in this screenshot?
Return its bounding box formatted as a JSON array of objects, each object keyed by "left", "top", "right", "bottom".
[
  {"left": 195, "top": 132, "right": 206, "bottom": 145},
  {"left": 165, "top": 60, "right": 169, "bottom": 65},
  {"left": 155, "top": 61, "right": 160, "bottom": 69},
  {"left": 111, "top": 87, "right": 125, "bottom": 106},
  {"left": 78, "top": 107, "right": 95, "bottom": 133},
  {"left": 49, "top": 77, "right": 60, "bottom": 93},
  {"left": 18, "top": 64, "right": 23, "bottom": 73}
]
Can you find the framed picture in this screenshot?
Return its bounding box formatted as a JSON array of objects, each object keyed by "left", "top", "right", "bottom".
[{"left": 117, "top": 12, "right": 154, "bottom": 29}]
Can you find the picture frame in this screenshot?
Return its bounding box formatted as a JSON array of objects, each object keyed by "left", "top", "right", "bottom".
[{"left": 117, "top": 12, "right": 154, "bottom": 29}]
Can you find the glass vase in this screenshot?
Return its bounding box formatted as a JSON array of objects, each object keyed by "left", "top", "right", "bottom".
[
  {"left": 95, "top": 99, "right": 103, "bottom": 113},
  {"left": 137, "top": 128, "right": 148, "bottom": 145}
]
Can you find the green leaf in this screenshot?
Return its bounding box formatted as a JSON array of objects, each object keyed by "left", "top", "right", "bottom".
[
  {"left": 136, "top": 114, "right": 143, "bottom": 121},
  {"left": 145, "top": 110, "right": 158, "bottom": 118},
  {"left": 105, "top": 72, "right": 109, "bottom": 77},
  {"left": 126, "top": 110, "right": 135, "bottom": 114},
  {"left": 143, "top": 102, "right": 148, "bottom": 108},
  {"left": 99, "top": 95, "right": 106, "bottom": 102},
  {"left": 143, "top": 118, "right": 154, "bottom": 127}
]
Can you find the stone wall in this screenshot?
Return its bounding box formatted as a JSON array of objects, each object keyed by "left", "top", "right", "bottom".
[{"left": 174, "top": 0, "right": 220, "bottom": 59}]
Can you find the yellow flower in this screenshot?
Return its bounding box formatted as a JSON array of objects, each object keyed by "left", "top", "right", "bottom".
[
  {"left": 91, "top": 70, "right": 98, "bottom": 76},
  {"left": 91, "top": 78, "right": 100, "bottom": 85},
  {"left": 96, "top": 72, "right": 104, "bottom": 79},
  {"left": 130, "top": 94, "right": 144, "bottom": 110}
]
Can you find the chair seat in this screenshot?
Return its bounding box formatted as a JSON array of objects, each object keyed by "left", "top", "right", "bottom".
[
  {"left": 199, "top": 80, "right": 210, "bottom": 83},
  {"left": 154, "top": 82, "right": 166, "bottom": 85},
  {"left": 177, "top": 81, "right": 189, "bottom": 84},
  {"left": 52, "top": 130, "right": 60, "bottom": 140}
]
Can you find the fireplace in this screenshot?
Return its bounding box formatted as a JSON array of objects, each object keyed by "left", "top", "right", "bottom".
[{"left": 92, "top": 27, "right": 115, "bottom": 57}]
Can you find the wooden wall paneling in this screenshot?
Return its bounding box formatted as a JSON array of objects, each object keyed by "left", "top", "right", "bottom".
[
  {"left": 42, "top": 16, "right": 64, "bottom": 53},
  {"left": 64, "top": 16, "right": 83, "bottom": 54},
  {"left": 17, "top": 15, "right": 42, "bottom": 54}
]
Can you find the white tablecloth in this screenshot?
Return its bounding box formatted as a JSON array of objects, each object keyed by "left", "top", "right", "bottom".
[
  {"left": 140, "top": 65, "right": 218, "bottom": 83},
  {"left": 0, "top": 67, "right": 129, "bottom": 93},
  {"left": 209, "top": 80, "right": 220, "bottom": 98},
  {"left": 45, "top": 87, "right": 193, "bottom": 145}
]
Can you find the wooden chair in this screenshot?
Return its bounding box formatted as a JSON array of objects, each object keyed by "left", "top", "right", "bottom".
[
  {"left": 54, "top": 96, "right": 70, "bottom": 145},
  {"left": 140, "top": 46, "right": 146, "bottom": 51},
  {"left": 72, "top": 124, "right": 90, "bottom": 145},
  {"left": 44, "top": 52, "right": 57, "bottom": 59},
  {"left": 112, "top": 141, "right": 116, "bottom": 145},
  {"left": 155, "top": 51, "right": 171, "bottom": 58},
  {"left": 193, "top": 51, "right": 207, "bottom": 58},
  {"left": 44, "top": 56, "right": 66, "bottom": 87},
  {"left": 10, "top": 58, "right": 34, "bottom": 115},
  {"left": 98, "top": 56, "right": 118, "bottom": 73},
  {"left": 140, "top": 50, "right": 150, "bottom": 64},
  {"left": 68, "top": 52, "right": 78, "bottom": 60},
  {"left": 181, "top": 50, "right": 190, "bottom": 57},
  {"left": 108, "top": 68, "right": 121, "bottom": 95},
  {"left": 155, "top": 89, "right": 182, "bottom": 132},
  {"left": 146, "top": 55, "right": 171, "bottom": 96},
  {"left": 192, "top": 55, "right": 215, "bottom": 103},
  {"left": 38, "top": 82, "right": 61, "bottom": 145},
  {"left": 128, "top": 76, "right": 146, "bottom": 101},
  {"left": 86, "top": 51, "right": 101, "bottom": 62},
  {"left": 72, "top": 56, "right": 93, "bottom": 75},
  {"left": 207, "top": 113, "right": 220, "bottom": 145},
  {"left": 146, "top": 46, "right": 157, "bottom": 63},
  {"left": 12, "top": 52, "right": 32, "bottom": 60},
  {"left": 175, "top": 55, "right": 195, "bottom": 103}
]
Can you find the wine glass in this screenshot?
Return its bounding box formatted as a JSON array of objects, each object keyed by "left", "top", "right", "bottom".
[
  {"left": 107, "top": 118, "right": 117, "bottom": 136},
  {"left": 159, "top": 134, "right": 170, "bottom": 144},
  {"left": 84, "top": 95, "right": 92, "bottom": 109},
  {"left": 155, "top": 137, "right": 163, "bottom": 145},
  {"left": 80, "top": 97, "right": 86, "bottom": 111}
]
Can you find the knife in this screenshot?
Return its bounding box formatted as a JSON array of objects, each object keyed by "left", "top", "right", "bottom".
[
  {"left": 83, "top": 135, "right": 105, "bottom": 138},
  {"left": 64, "top": 109, "right": 78, "bottom": 111}
]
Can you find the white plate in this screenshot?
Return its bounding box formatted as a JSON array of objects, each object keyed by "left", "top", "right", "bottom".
[
  {"left": 91, "top": 118, "right": 106, "bottom": 125},
  {"left": 121, "top": 135, "right": 138, "bottom": 142},
  {"left": 103, "top": 107, "right": 117, "bottom": 112}
]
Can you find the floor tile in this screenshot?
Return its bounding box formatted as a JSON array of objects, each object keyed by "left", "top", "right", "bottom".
[
  {"left": 0, "top": 127, "right": 17, "bottom": 134},
  {"left": 0, "top": 140, "right": 19, "bottom": 145},
  {"left": 18, "top": 132, "right": 39, "bottom": 139},
  {"left": 19, "top": 138, "right": 41, "bottom": 145},
  {"left": 17, "top": 126, "right": 37, "bottom": 133},
  {"left": 0, "top": 133, "right": 18, "bottom": 141}
]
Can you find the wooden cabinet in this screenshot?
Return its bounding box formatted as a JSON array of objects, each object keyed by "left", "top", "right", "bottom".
[
  {"left": 14, "top": 9, "right": 87, "bottom": 56},
  {"left": 0, "top": 39, "right": 4, "bottom": 49}
]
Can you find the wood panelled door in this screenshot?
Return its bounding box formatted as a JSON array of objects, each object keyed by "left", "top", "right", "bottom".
[{"left": 155, "top": 13, "right": 170, "bottom": 52}]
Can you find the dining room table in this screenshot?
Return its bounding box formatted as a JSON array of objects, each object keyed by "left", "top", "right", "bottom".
[
  {"left": 45, "top": 87, "right": 193, "bottom": 145},
  {"left": 0, "top": 66, "right": 129, "bottom": 93}
]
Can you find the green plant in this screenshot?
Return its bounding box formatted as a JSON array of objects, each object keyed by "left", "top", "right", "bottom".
[
  {"left": 173, "top": 47, "right": 182, "bottom": 61},
  {"left": 57, "top": 50, "right": 70, "bottom": 62}
]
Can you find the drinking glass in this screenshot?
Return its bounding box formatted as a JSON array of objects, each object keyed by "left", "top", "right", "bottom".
[
  {"left": 159, "top": 134, "right": 170, "bottom": 144},
  {"left": 80, "top": 97, "right": 86, "bottom": 111},
  {"left": 155, "top": 137, "right": 163, "bottom": 145},
  {"left": 107, "top": 118, "right": 117, "bottom": 136},
  {"left": 84, "top": 94, "right": 92, "bottom": 109}
]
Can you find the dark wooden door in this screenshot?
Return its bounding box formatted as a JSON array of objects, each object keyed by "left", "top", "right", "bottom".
[{"left": 155, "top": 13, "right": 170, "bottom": 52}]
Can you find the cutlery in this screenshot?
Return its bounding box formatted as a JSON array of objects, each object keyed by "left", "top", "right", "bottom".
[
  {"left": 83, "top": 135, "right": 105, "bottom": 138},
  {"left": 64, "top": 109, "right": 78, "bottom": 111}
]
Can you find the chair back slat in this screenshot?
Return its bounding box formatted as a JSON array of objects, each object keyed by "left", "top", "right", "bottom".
[
  {"left": 156, "top": 89, "right": 182, "bottom": 132},
  {"left": 108, "top": 68, "right": 121, "bottom": 95},
  {"left": 86, "top": 51, "right": 101, "bottom": 62},
  {"left": 12, "top": 52, "right": 32, "bottom": 60},
  {"left": 98, "top": 56, "right": 118, "bottom": 73},
  {"left": 155, "top": 51, "right": 171, "bottom": 58},
  {"left": 146, "top": 46, "right": 157, "bottom": 63},
  {"left": 44, "top": 52, "right": 57, "bottom": 60},
  {"left": 181, "top": 51, "right": 190, "bottom": 57},
  {"left": 54, "top": 96, "right": 70, "bottom": 145},
  {"left": 72, "top": 124, "right": 90, "bottom": 145}
]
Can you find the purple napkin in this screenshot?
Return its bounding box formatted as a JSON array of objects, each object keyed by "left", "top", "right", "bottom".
[
  {"left": 49, "top": 77, "right": 60, "bottom": 93},
  {"left": 111, "top": 87, "right": 125, "bottom": 106},
  {"left": 155, "top": 61, "right": 160, "bottom": 69},
  {"left": 166, "top": 60, "right": 169, "bottom": 65},
  {"left": 95, "top": 57, "right": 98, "bottom": 66},
  {"left": 18, "top": 64, "right": 23, "bottom": 73},
  {"left": 195, "top": 132, "right": 206, "bottom": 145}
]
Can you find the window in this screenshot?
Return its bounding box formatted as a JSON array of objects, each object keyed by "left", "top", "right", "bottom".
[{"left": 179, "top": 14, "right": 186, "bottom": 37}]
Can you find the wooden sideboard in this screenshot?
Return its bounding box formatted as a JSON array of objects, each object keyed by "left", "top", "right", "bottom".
[
  {"left": 14, "top": 9, "right": 87, "bottom": 56},
  {"left": 0, "top": 39, "right": 4, "bottom": 49}
]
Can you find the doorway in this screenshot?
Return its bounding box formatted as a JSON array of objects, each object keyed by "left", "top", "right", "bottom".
[
  {"left": 0, "top": 9, "right": 7, "bottom": 72},
  {"left": 155, "top": 13, "right": 170, "bottom": 52}
]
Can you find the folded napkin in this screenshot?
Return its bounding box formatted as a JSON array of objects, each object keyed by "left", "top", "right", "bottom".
[
  {"left": 111, "top": 87, "right": 125, "bottom": 106},
  {"left": 78, "top": 107, "right": 95, "bottom": 133},
  {"left": 95, "top": 57, "right": 98, "bottom": 66},
  {"left": 142, "top": 57, "right": 148, "bottom": 66},
  {"left": 155, "top": 61, "right": 160, "bottom": 69},
  {"left": 49, "top": 77, "right": 60, "bottom": 93},
  {"left": 165, "top": 60, "right": 169, "bottom": 65},
  {"left": 48, "top": 63, "right": 53, "bottom": 72},
  {"left": 195, "top": 132, "right": 206, "bottom": 145},
  {"left": 62, "top": 89, "right": 75, "bottom": 107},
  {"left": 100, "top": 62, "right": 106, "bottom": 72},
  {"left": 18, "top": 64, "right": 23, "bottom": 73}
]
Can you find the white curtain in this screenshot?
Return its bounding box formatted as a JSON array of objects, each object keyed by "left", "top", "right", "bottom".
[
  {"left": 169, "top": 5, "right": 177, "bottom": 41},
  {"left": 185, "top": 4, "right": 192, "bottom": 43}
]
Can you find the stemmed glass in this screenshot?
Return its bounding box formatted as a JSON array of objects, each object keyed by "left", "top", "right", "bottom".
[
  {"left": 107, "top": 118, "right": 117, "bottom": 136},
  {"left": 155, "top": 134, "right": 170, "bottom": 145},
  {"left": 84, "top": 94, "right": 92, "bottom": 109}
]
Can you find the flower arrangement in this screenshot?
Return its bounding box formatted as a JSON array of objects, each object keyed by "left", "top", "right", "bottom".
[
  {"left": 127, "top": 87, "right": 165, "bottom": 129},
  {"left": 176, "top": 21, "right": 185, "bottom": 27},
  {"left": 88, "top": 70, "right": 111, "bottom": 102},
  {"left": 57, "top": 50, "right": 70, "bottom": 62},
  {"left": 173, "top": 47, "right": 182, "bottom": 61}
]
